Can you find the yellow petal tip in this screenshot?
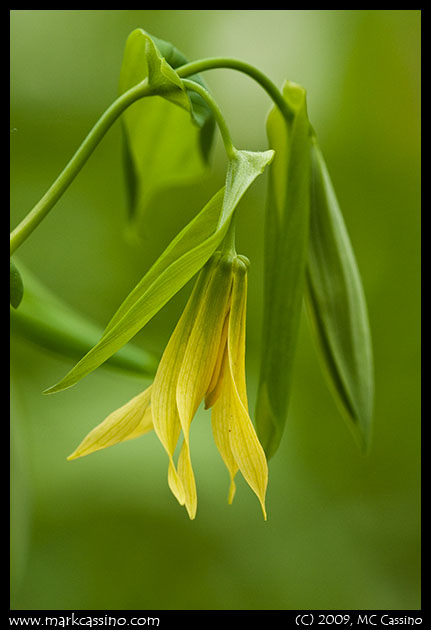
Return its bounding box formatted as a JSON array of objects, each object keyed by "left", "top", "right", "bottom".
[
  {"left": 185, "top": 504, "right": 197, "bottom": 520},
  {"left": 227, "top": 480, "right": 236, "bottom": 504}
]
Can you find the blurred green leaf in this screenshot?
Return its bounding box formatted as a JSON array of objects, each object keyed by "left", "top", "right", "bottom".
[
  {"left": 119, "top": 28, "right": 215, "bottom": 233},
  {"left": 10, "top": 259, "right": 24, "bottom": 309},
  {"left": 256, "top": 81, "right": 311, "bottom": 459},
  {"left": 305, "top": 138, "right": 374, "bottom": 452},
  {"left": 10, "top": 264, "right": 158, "bottom": 377},
  {"left": 10, "top": 374, "right": 32, "bottom": 595},
  {"left": 45, "top": 149, "right": 273, "bottom": 394}
]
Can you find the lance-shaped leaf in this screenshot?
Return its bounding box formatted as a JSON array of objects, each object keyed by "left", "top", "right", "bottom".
[
  {"left": 119, "top": 28, "right": 215, "bottom": 232},
  {"left": 45, "top": 149, "right": 274, "bottom": 394},
  {"left": 10, "top": 263, "right": 158, "bottom": 377},
  {"left": 305, "top": 139, "right": 374, "bottom": 452},
  {"left": 255, "top": 81, "right": 311, "bottom": 459}
]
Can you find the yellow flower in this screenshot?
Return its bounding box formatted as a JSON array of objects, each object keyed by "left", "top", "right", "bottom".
[{"left": 68, "top": 253, "right": 268, "bottom": 519}]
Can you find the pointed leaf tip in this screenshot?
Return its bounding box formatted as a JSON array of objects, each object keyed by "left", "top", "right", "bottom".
[{"left": 305, "top": 139, "right": 374, "bottom": 451}]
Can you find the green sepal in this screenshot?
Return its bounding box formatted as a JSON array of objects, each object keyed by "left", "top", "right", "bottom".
[
  {"left": 256, "top": 81, "right": 311, "bottom": 459},
  {"left": 45, "top": 149, "right": 274, "bottom": 394},
  {"left": 119, "top": 29, "right": 215, "bottom": 232},
  {"left": 10, "top": 259, "right": 24, "bottom": 309},
  {"left": 305, "top": 138, "right": 374, "bottom": 452},
  {"left": 10, "top": 264, "right": 158, "bottom": 378}
]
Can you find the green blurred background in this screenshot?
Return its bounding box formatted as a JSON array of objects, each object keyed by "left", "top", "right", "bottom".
[{"left": 10, "top": 10, "right": 421, "bottom": 610}]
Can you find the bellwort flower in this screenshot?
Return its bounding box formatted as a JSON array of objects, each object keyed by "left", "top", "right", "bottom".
[{"left": 68, "top": 253, "right": 268, "bottom": 519}]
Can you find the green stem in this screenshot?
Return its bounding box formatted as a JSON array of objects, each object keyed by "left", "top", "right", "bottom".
[
  {"left": 181, "top": 78, "right": 236, "bottom": 160},
  {"left": 177, "top": 57, "right": 293, "bottom": 123},
  {"left": 10, "top": 79, "right": 154, "bottom": 256},
  {"left": 221, "top": 217, "right": 237, "bottom": 256}
]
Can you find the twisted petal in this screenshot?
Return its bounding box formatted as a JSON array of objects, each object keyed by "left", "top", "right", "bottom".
[
  {"left": 213, "top": 265, "right": 268, "bottom": 518},
  {"left": 211, "top": 345, "right": 238, "bottom": 504},
  {"left": 204, "top": 310, "right": 230, "bottom": 409},
  {"left": 176, "top": 256, "right": 233, "bottom": 517},
  {"left": 176, "top": 256, "right": 233, "bottom": 435},
  {"left": 68, "top": 385, "right": 153, "bottom": 460},
  {"left": 177, "top": 440, "right": 197, "bottom": 519},
  {"left": 151, "top": 259, "right": 215, "bottom": 507}
]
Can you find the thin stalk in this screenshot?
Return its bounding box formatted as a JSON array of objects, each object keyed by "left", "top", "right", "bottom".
[
  {"left": 177, "top": 57, "right": 293, "bottom": 123},
  {"left": 10, "top": 79, "right": 153, "bottom": 256},
  {"left": 221, "top": 217, "right": 237, "bottom": 256},
  {"left": 181, "top": 78, "right": 236, "bottom": 160}
]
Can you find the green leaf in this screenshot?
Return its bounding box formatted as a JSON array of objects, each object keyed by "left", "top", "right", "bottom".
[
  {"left": 120, "top": 29, "right": 188, "bottom": 107},
  {"left": 255, "top": 81, "right": 311, "bottom": 459},
  {"left": 305, "top": 139, "right": 374, "bottom": 452},
  {"left": 10, "top": 264, "right": 158, "bottom": 377},
  {"left": 45, "top": 149, "right": 274, "bottom": 394},
  {"left": 150, "top": 33, "right": 216, "bottom": 141},
  {"left": 10, "top": 259, "right": 24, "bottom": 308},
  {"left": 119, "top": 29, "right": 215, "bottom": 232},
  {"left": 104, "top": 148, "right": 274, "bottom": 336}
]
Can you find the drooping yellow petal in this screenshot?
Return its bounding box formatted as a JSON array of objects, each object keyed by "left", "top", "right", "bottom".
[
  {"left": 125, "top": 405, "right": 153, "bottom": 441},
  {"left": 177, "top": 440, "right": 197, "bottom": 519},
  {"left": 211, "top": 345, "right": 239, "bottom": 504},
  {"left": 226, "top": 263, "right": 268, "bottom": 519},
  {"left": 175, "top": 256, "right": 233, "bottom": 517},
  {"left": 67, "top": 385, "right": 153, "bottom": 460},
  {"left": 151, "top": 258, "right": 215, "bottom": 507},
  {"left": 228, "top": 258, "right": 250, "bottom": 411},
  {"left": 176, "top": 255, "right": 233, "bottom": 438},
  {"left": 167, "top": 459, "right": 185, "bottom": 507},
  {"left": 204, "top": 309, "right": 230, "bottom": 409}
]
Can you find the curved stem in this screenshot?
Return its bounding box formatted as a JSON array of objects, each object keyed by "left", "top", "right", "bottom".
[
  {"left": 10, "top": 79, "right": 153, "bottom": 256},
  {"left": 177, "top": 57, "right": 293, "bottom": 123},
  {"left": 181, "top": 78, "right": 236, "bottom": 160}
]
